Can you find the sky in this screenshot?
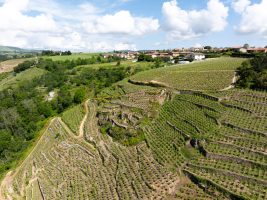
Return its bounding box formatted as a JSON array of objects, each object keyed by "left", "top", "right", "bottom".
[{"left": 0, "top": 0, "right": 266, "bottom": 51}]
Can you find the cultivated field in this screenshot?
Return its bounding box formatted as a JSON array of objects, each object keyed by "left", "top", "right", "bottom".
[
  {"left": 1, "top": 57, "right": 266, "bottom": 199},
  {"left": 0, "top": 58, "right": 31, "bottom": 74},
  {"left": 41, "top": 53, "right": 100, "bottom": 61},
  {"left": 62, "top": 104, "right": 85, "bottom": 135},
  {"left": 130, "top": 57, "right": 245, "bottom": 91}
]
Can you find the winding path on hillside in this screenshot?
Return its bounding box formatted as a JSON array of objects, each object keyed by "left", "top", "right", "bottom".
[{"left": 78, "top": 100, "right": 89, "bottom": 139}]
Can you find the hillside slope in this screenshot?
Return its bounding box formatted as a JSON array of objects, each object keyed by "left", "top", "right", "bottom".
[
  {"left": 1, "top": 58, "right": 266, "bottom": 200},
  {"left": 0, "top": 58, "right": 33, "bottom": 74}
]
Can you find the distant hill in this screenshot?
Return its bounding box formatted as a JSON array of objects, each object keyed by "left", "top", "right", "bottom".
[{"left": 0, "top": 46, "right": 39, "bottom": 54}]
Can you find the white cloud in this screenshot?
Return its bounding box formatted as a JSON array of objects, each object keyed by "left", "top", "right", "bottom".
[
  {"left": 83, "top": 10, "right": 159, "bottom": 35},
  {"left": 0, "top": 0, "right": 57, "bottom": 32},
  {"left": 234, "top": 0, "right": 267, "bottom": 38},
  {"left": 3, "top": 0, "right": 29, "bottom": 11},
  {"left": 232, "top": 0, "right": 251, "bottom": 13},
  {"left": 89, "top": 42, "right": 136, "bottom": 52},
  {"left": 0, "top": 0, "right": 150, "bottom": 51},
  {"left": 162, "top": 0, "right": 229, "bottom": 39},
  {"left": 194, "top": 43, "right": 203, "bottom": 48}
]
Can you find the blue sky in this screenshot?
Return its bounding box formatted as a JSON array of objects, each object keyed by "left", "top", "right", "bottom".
[{"left": 0, "top": 0, "right": 266, "bottom": 51}]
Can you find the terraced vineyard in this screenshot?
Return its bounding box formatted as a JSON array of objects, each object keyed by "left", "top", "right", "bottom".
[
  {"left": 130, "top": 58, "right": 245, "bottom": 91},
  {"left": 62, "top": 104, "right": 85, "bottom": 135},
  {"left": 1, "top": 57, "right": 266, "bottom": 200}
]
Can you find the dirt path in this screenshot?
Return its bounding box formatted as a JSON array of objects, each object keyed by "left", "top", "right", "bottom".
[
  {"left": 0, "top": 171, "right": 13, "bottom": 200},
  {"left": 220, "top": 72, "right": 238, "bottom": 91},
  {"left": 78, "top": 100, "right": 89, "bottom": 139},
  {"left": 0, "top": 118, "right": 56, "bottom": 200}
]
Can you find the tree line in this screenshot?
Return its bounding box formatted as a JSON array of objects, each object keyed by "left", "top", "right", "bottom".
[
  {"left": 236, "top": 56, "right": 267, "bottom": 90},
  {"left": 41, "top": 50, "right": 72, "bottom": 56}
]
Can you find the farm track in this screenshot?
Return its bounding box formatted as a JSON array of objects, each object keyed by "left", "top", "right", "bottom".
[
  {"left": 220, "top": 72, "right": 238, "bottom": 91},
  {"left": 78, "top": 100, "right": 89, "bottom": 139}
]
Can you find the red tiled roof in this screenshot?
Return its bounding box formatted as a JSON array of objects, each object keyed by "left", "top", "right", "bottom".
[{"left": 247, "top": 48, "right": 266, "bottom": 51}]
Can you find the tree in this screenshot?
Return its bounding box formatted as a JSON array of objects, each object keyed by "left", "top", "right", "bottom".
[
  {"left": 137, "top": 53, "right": 145, "bottom": 62},
  {"left": 57, "top": 88, "right": 72, "bottom": 111},
  {"left": 243, "top": 43, "right": 250, "bottom": 49},
  {"left": 153, "top": 58, "right": 163, "bottom": 68},
  {"left": 204, "top": 46, "right": 212, "bottom": 50},
  {"left": 73, "top": 88, "right": 86, "bottom": 104},
  {"left": 236, "top": 56, "right": 267, "bottom": 90},
  {"left": 137, "top": 53, "right": 153, "bottom": 62},
  {"left": 0, "top": 130, "right": 11, "bottom": 154},
  {"left": 14, "top": 60, "right": 35, "bottom": 73},
  {"left": 116, "top": 60, "right": 121, "bottom": 66}
]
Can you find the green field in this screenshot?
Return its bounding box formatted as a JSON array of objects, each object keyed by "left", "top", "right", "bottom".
[
  {"left": 41, "top": 53, "right": 100, "bottom": 61},
  {"left": 130, "top": 57, "right": 245, "bottom": 91},
  {"left": 75, "top": 61, "right": 153, "bottom": 73},
  {"left": 0, "top": 67, "right": 46, "bottom": 91},
  {"left": 61, "top": 104, "right": 85, "bottom": 135}
]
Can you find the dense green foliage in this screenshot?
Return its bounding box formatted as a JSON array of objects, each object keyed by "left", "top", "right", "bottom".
[
  {"left": 236, "top": 56, "right": 267, "bottom": 90},
  {"left": 41, "top": 50, "right": 72, "bottom": 56},
  {"left": 137, "top": 53, "right": 154, "bottom": 62},
  {"left": 137, "top": 53, "right": 170, "bottom": 63},
  {"left": 14, "top": 60, "right": 36, "bottom": 73},
  {"left": 73, "top": 88, "right": 86, "bottom": 104}
]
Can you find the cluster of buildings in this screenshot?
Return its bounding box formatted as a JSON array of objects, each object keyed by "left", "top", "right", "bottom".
[
  {"left": 102, "top": 45, "right": 267, "bottom": 63},
  {"left": 103, "top": 52, "right": 138, "bottom": 60},
  {"left": 231, "top": 47, "right": 267, "bottom": 54},
  {"left": 103, "top": 50, "right": 206, "bottom": 62}
]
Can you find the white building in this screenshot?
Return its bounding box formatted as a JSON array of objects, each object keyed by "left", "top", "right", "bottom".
[{"left": 188, "top": 53, "right": 205, "bottom": 60}]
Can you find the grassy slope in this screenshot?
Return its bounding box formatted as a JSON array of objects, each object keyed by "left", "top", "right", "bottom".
[
  {"left": 41, "top": 53, "right": 100, "bottom": 61},
  {"left": 0, "top": 67, "right": 46, "bottom": 91},
  {"left": 76, "top": 61, "right": 153, "bottom": 71},
  {"left": 130, "top": 58, "right": 245, "bottom": 91},
  {"left": 61, "top": 104, "right": 85, "bottom": 135}
]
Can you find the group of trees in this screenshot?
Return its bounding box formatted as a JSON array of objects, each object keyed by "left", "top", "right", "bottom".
[
  {"left": 137, "top": 53, "right": 170, "bottom": 68},
  {"left": 236, "top": 56, "right": 267, "bottom": 90},
  {"left": 14, "top": 60, "right": 36, "bottom": 73},
  {"left": 137, "top": 53, "right": 154, "bottom": 62},
  {"left": 0, "top": 54, "right": 35, "bottom": 62},
  {"left": 41, "top": 50, "right": 72, "bottom": 56}
]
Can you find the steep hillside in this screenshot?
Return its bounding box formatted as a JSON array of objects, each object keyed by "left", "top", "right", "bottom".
[{"left": 1, "top": 58, "right": 266, "bottom": 200}]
